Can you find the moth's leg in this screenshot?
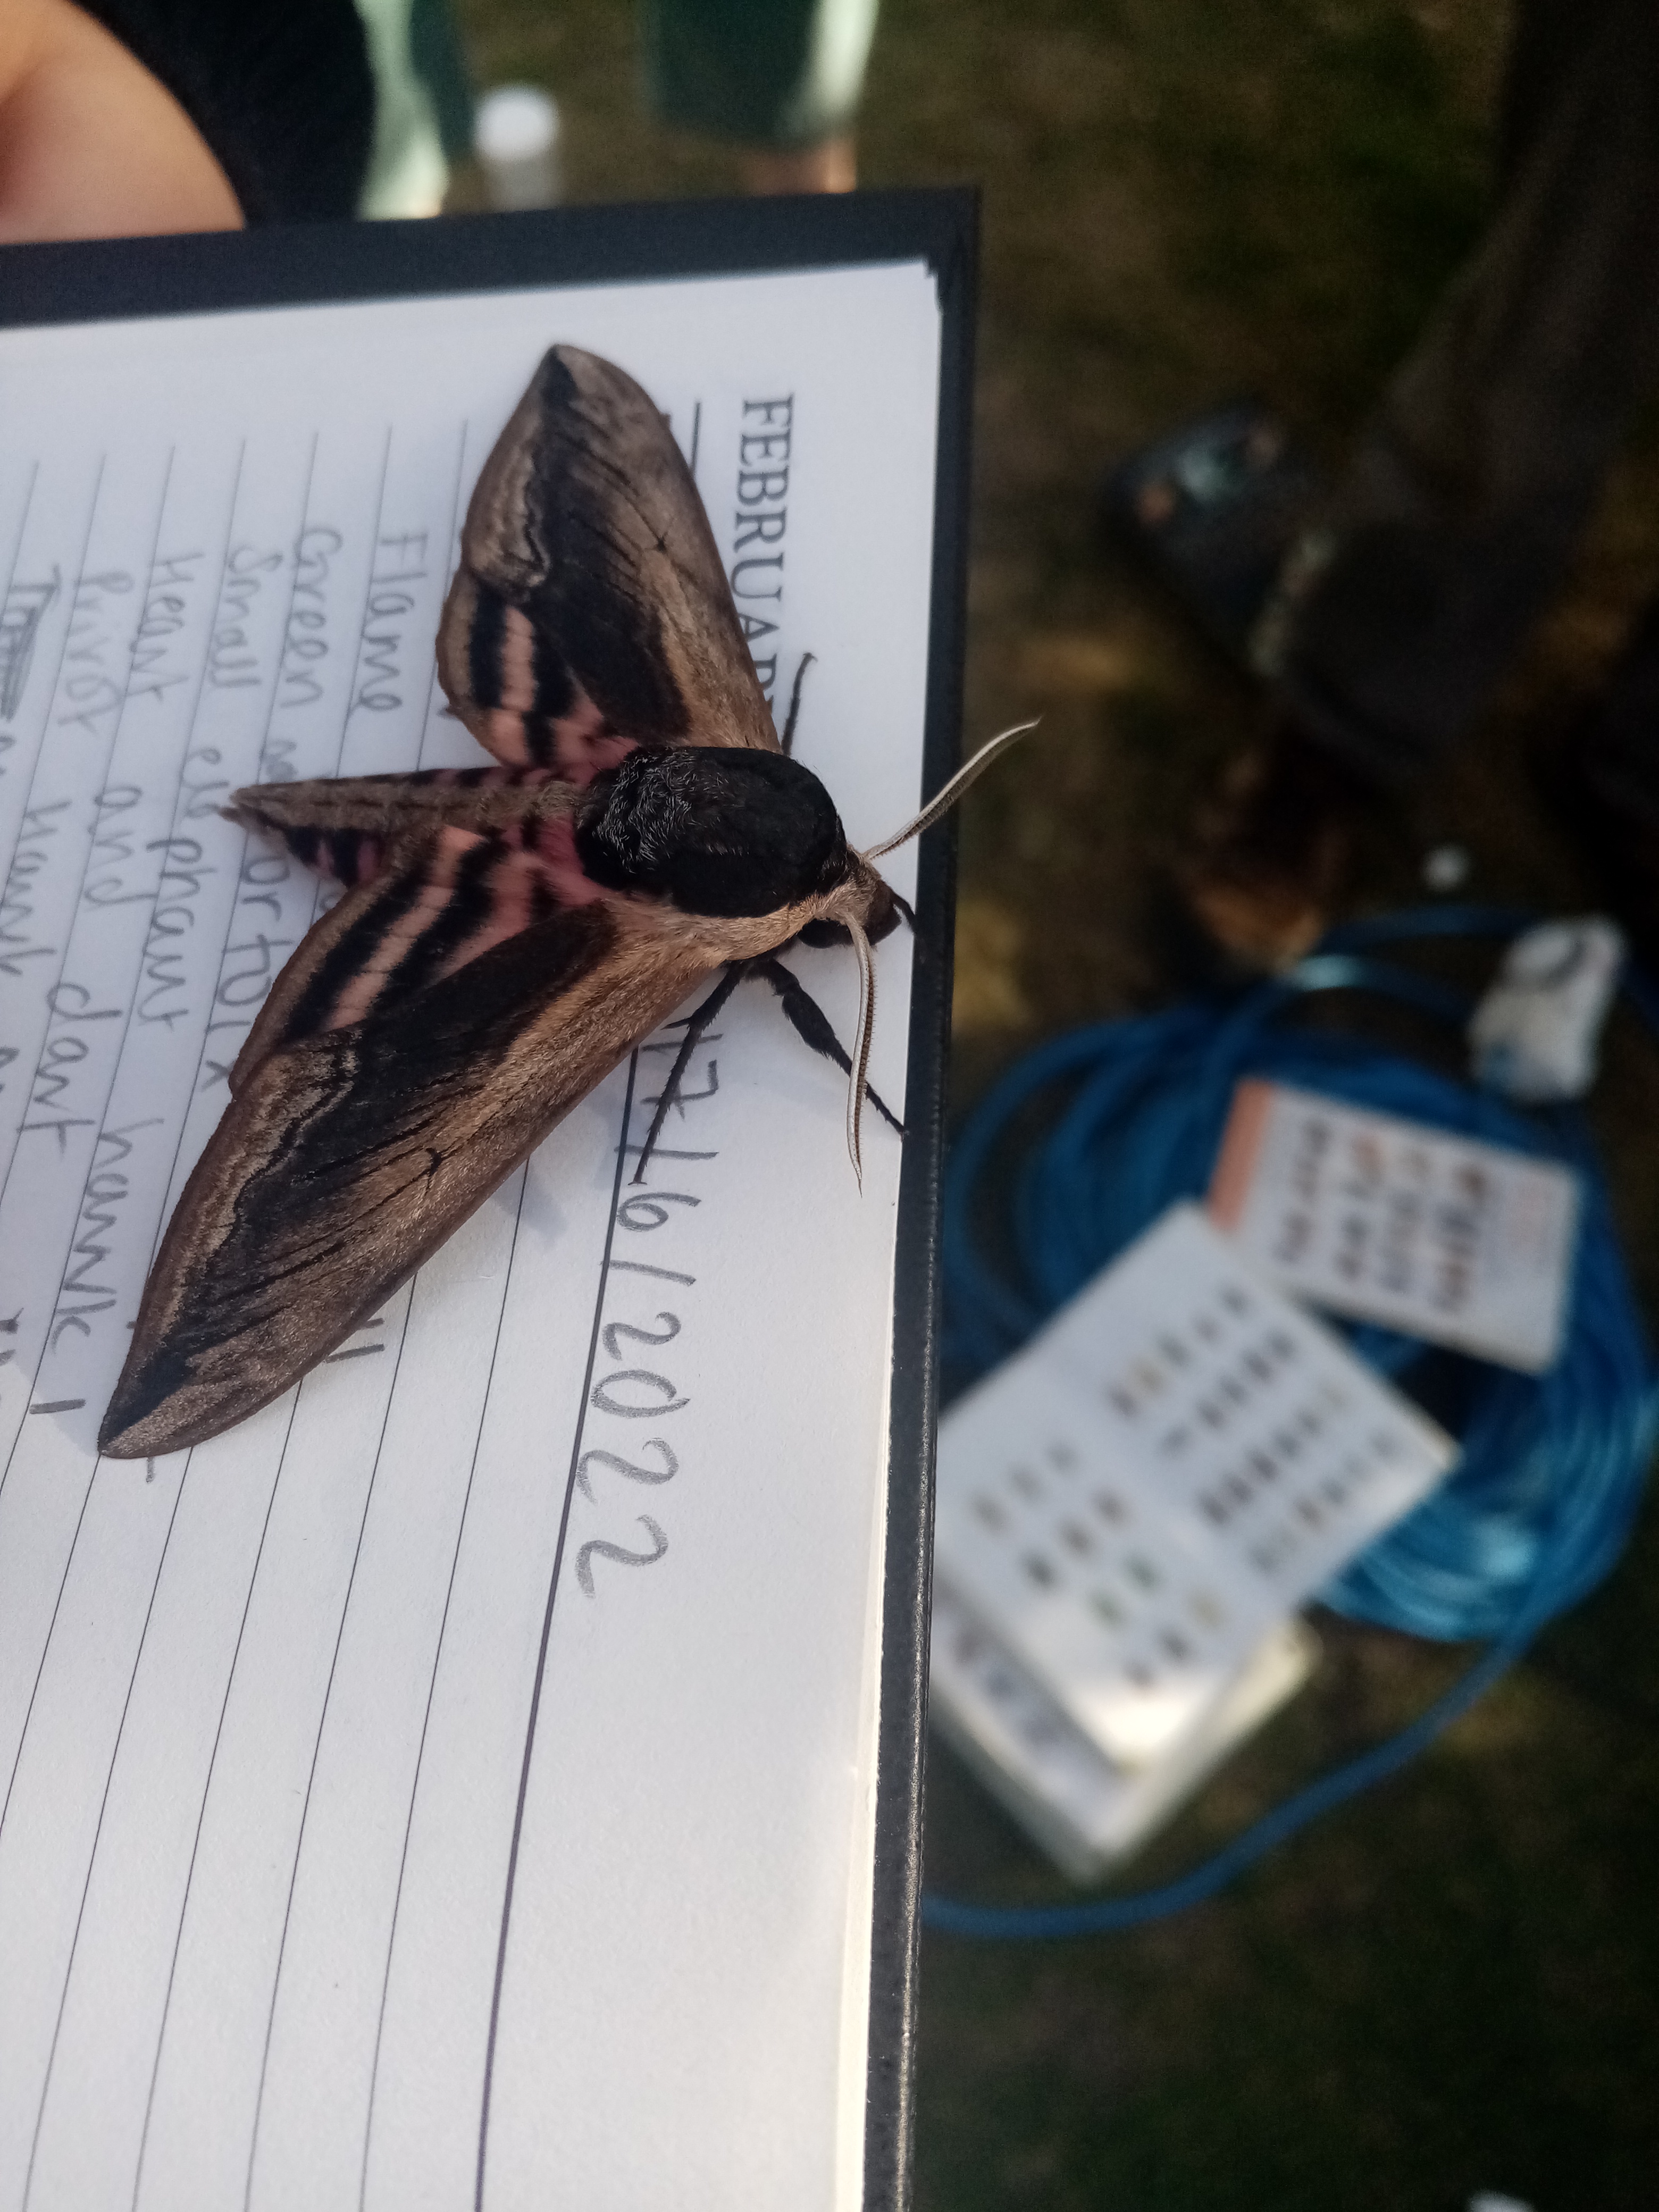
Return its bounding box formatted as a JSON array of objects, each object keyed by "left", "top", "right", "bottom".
[
  {"left": 749, "top": 956, "right": 905, "bottom": 1135},
  {"left": 778, "top": 652, "right": 815, "bottom": 757},
  {"left": 631, "top": 962, "right": 748, "bottom": 1183}
]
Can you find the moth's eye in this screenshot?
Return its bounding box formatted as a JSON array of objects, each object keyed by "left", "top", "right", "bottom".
[
  {"left": 576, "top": 748, "right": 849, "bottom": 918},
  {"left": 861, "top": 881, "right": 904, "bottom": 944}
]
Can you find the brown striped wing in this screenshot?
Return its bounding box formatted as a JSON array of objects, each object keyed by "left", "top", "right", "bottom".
[
  {"left": 436, "top": 346, "right": 780, "bottom": 775},
  {"left": 99, "top": 897, "right": 720, "bottom": 1457},
  {"left": 225, "top": 763, "right": 560, "bottom": 889}
]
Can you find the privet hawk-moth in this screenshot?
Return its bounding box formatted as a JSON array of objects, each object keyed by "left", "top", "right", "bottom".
[{"left": 98, "top": 346, "right": 1023, "bottom": 1460}]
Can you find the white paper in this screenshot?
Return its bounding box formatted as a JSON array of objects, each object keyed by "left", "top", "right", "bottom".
[
  {"left": 932, "top": 1206, "right": 1455, "bottom": 1766},
  {"left": 0, "top": 259, "right": 941, "bottom": 2212},
  {"left": 1209, "top": 1078, "right": 1580, "bottom": 1371}
]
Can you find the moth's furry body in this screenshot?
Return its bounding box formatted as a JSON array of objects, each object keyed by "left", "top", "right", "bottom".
[{"left": 100, "top": 347, "right": 908, "bottom": 1459}]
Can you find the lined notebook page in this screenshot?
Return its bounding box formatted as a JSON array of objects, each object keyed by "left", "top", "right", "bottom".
[{"left": 0, "top": 262, "right": 941, "bottom": 2212}]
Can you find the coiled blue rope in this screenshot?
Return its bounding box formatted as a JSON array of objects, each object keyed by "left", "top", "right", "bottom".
[{"left": 926, "top": 908, "right": 1659, "bottom": 1939}]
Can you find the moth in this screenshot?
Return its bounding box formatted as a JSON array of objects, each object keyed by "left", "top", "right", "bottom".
[{"left": 98, "top": 346, "right": 1023, "bottom": 1460}]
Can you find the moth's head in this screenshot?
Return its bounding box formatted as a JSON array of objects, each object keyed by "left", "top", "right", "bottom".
[
  {"left": 808, "top": 856, "right": 907, "bottom": 945},
  {"left": 574, "top": 746, "right": 852, "bottom": 917}
]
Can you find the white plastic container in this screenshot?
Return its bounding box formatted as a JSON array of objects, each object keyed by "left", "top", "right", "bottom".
[{"left": 474, "top": 85, "right": 563, "bottom": 210}]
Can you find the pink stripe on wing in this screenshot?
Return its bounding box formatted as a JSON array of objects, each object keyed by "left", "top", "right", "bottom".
[
  {"left": 484, "top": 707, "right": 538, "bottom": 764},
  {"left": 328, "top": 828, "right": 487, "bottom": 1029},
  {"left": 498, "top": 606, "right": 540, "bottom": 711},
  {"left": 432, "top": 847, "right": 546, "bottom": 978}
]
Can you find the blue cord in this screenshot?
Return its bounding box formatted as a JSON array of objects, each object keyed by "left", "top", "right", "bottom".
[
  {"left": 924, "top": 1615, "right": 1532, "bottom": 1939},
  {"left": 925, "top": 909, "right": 1659, "bottom": 1940}
]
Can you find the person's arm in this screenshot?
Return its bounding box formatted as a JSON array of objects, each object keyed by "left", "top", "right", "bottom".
[{"left": 0, "top": 0, "right": 241, "bottom": 243}]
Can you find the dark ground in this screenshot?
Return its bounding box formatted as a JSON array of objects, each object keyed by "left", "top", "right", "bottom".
[{"left": 454, "top": 4, "right": 1659, "bottom": 2205}]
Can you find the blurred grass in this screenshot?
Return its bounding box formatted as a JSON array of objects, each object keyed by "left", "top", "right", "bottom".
[{"left": 451, "top": 2, "right": 1659, "bottom": 2203}]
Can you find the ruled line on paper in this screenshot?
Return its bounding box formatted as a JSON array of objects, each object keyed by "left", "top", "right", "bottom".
[
  {"left": 0, "top": 428, "right": 348, "bottom": 2210},
  {"left": 30, "top": 443, "right": 248, "bottom": 1415},
  {"left": 0, "top": 449, "right": 189, "bottom": 1599},
  {"left": 0, "top": 411, "right": 460, "bottom": 2207},
  {"left": 412, "top": 423, "right": 469, "bottom": 775},
  {"left": 140, "top": 433, "right": 319, "bottom": 1277},
  {"left": 0, "top": 457, "right": 110, "bottom": 1244},
  {"left": 0, "top": 454, "right": 100, "bottom": 925},
  {"left": 295, "top": 425, "right": 392, "bottom": 953},
  {"left": 0, "top": 461, "right": 41, "bottom": 703},
  {"left": 474, "top": 1052, "right": 640, "bottom": 2212},
  {"left": 130, "top": 1390, "right": 300, "bottom": 2212},
  {"left": 21, "top": 1462, "right": 194, "bottom": 2212},
  {"left": 0, "top": 439, "right": 328, "bottom": 1997},
  {"left": 0, "top": 448, "right": 257, "bottom": 1966},
  {"left": 0, "top": 420, "right": 217, "bottom": 1796},
  {"left": 0, "top": 1443, "right": 100, "bottom": 1839},
  {"left": 0, "top": 449, "right": 178, "bottom": 1228},
  {"left": 356, "top": 1161, "right": 531, "bottom": 2212},
  {"left": 242, "top": 1290, "right": 417, "bottom": 2212}
]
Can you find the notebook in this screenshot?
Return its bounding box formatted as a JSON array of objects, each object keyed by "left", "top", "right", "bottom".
[{"left": 0, "top": 190, "right": 974, "bottom": 2212}]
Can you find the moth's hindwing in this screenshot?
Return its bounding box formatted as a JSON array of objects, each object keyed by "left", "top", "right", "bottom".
[{"left": 223, "top": 775, "right": 596, "bottom": 1090}]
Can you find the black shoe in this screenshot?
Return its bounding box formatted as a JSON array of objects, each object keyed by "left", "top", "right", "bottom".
[{"left": 1100, "top": 403, "right": 1326, "bottom": 661}]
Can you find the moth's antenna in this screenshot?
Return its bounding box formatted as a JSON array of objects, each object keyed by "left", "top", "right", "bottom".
[
  {"left": 845, "top": 916, "right": 876, "bottom": 1190},
  {"left": 862, "top": 720, "right": 1038, "bottom": 860},
  {"left": 834, "top": 720, "right": 1034, "bottom": 1187}
]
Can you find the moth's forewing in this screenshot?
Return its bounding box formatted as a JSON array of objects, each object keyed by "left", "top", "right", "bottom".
[
  {"left": 435, "top": 346, "right": 780, "bottom": 770},
  {"left": 98, "top": 906, "right": 722, "bottom": 1458}
]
